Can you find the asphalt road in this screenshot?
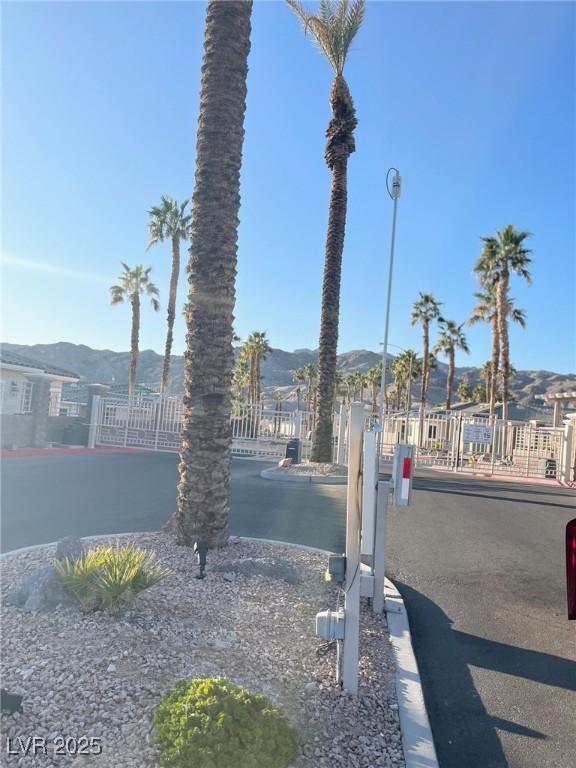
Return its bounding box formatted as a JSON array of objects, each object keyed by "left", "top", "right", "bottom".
[
  {"left": 1, "top": 452, "right": 575, "bottom": 767},
  {"left": 0, "top": 452, "right": 346, "bottom": 554}
]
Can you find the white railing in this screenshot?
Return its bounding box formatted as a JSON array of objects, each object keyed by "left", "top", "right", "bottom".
[
  {"left": 91, "top": 394, "right": 565, "bottom": 480},
  {"left": 93, "top": 394, "right": 320, "bottom": 460},
  {"left": 370, "top": 410, "right": 565, "bottom": 479}
]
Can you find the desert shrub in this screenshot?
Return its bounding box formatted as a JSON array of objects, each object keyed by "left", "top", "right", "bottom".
[
  {"left": 153, "top": 677, "right": 298, "bottom": 768},
  {"left": 54, "top": 543, "right": 170, "bottom": 610}
]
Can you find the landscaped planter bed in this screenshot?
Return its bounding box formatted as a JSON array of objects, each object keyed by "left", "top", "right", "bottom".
[{"left": 1, "top": 534, "right": 405, "bottom": 768}]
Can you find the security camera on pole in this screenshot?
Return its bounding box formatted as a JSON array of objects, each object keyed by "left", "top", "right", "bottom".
[{"left": 378, "top": 169, "right": 402, "bottom": 442}]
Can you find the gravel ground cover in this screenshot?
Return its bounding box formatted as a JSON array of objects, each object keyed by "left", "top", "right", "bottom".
[
  {"left": 0, "top": 534, "right": 405, "bottom": 768},
  {"left": 279, "top": 462, "right": 347, "bottom": 476}
]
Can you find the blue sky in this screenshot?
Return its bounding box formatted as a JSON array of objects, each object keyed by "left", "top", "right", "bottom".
[{"left": 2, "top": 1, "right": 574, "bottom": 373}]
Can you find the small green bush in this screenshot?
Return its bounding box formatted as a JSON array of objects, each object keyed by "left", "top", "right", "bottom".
[
  {"left": 153, "top": 677, "right": 298, "bottom": 768},
  {"left": 54, "top": 543, "right": 170, "bottom": 610}
]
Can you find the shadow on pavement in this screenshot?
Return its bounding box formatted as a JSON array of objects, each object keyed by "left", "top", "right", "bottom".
[
  {"left": 394, "top": 581, "right": 557, "bottom": 768},
  {"left": 455, "top": 629, "right": 576, "bottom": 692},
  {"left": 412, "top": 478, "right": 576, "bottom": 510}
]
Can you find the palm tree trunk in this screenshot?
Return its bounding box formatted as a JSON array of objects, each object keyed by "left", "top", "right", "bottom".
[
  {"left": 167, "top": 0, "right": 252, "bottom": 548},
  {"left": 311, "top": 75, "right": 356, "bottom": 463},
  {"left": 160, "top": 235, "right": 181, "bottom": 394},
  {"left": 311, "top": 159, "right": 346, "bottom": 463},
  {"left": 129, "top": 293, "right": 140, "bottom": 397},
  {"left": 421, "top": 322, "right": 429, "bottom": 408},
  {"left": 296, "top": 387, "right": 301, "bottom": 410},
  {"left": 254, "top": 353, "right": 261, "bottom": 404},
  {"left": 497, "top": 271, "right": 510, "bottom": 422},
  {"left": 489, "top": 316, "right": 499, "bottom": 416},
  {"left": 446, "top": 349, "right": 454, "bottom": 410}
]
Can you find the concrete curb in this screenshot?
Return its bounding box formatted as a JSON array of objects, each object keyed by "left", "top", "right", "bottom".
[
  {"left": 260, "top": 467, "right": 347, "bottom": 485},
  {"left": 1, "top": 533, "right": 438, "bottom": 767},
  {"left": 385, "top": 578, "right": 439, "bottom": 768}
]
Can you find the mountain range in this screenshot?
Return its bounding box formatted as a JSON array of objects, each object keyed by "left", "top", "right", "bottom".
[{"left": 2, "top": 341, "right": 574, "bottom": 407}]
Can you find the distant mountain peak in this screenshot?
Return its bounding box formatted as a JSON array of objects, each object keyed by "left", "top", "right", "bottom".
[{"left": 1, "top": 340, "right": 574, "bottom": 407}]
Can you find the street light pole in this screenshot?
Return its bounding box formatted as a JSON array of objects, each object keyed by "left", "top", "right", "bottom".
[{"left": 379, "top": 169, "right": 402, "bottom": 430}]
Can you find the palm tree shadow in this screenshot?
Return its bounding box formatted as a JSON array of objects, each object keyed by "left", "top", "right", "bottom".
[
  {"left": 393, "top": 581, "right": 558, "bottom": 768},
  {"left": 411, "top": 478, "right": 576, "bottom": 510}
]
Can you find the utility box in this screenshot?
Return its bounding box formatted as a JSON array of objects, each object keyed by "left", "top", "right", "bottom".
[
  {"left": 326, "top": 554, "right": 346, "bottom": 585},
  {"left": 285, "top": 438, "right": 301, "bottom": 464},
  {"left": 392, "top": 444, "right": 414, "bottom": 507},
  {"left": 316, "top": 608, "right": 345, "bottom": 641}
]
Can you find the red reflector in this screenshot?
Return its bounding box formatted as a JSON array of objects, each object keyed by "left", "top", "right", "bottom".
[
  {"left": 567, "top": 519, "right": 576, "bottom": 621},
  {"left": 402, "top": 458, "right": 412, "bottom": 479}
]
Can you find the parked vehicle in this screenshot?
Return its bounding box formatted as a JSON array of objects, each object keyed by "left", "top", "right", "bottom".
[{"left": 567, "top": 518, "right": 576, "bottom": 620}]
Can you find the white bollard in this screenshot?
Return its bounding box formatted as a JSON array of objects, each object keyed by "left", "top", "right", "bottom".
[
  {"left": 361, "top": 430, "right": 378, "bottom": 556},
  {"left": 87, "top": 395, "right": 101, "bottom": 449},
  {"left": 337, "top": 403, "right": 348, "bottom": 465},
  {"left": 342, "top": 403, "right": 364, "bottom": 696},
  {"left": 372, "top": 480, "right": 390, "bottom": 614}
]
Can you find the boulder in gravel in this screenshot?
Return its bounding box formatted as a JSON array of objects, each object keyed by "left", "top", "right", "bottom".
[
  {"left": 4, "top": 565, "right": 73, "bottom": 612},
  {"left": 214, "top": 557, "right": 300, "bottom": 584},
  {"left": 55, "top": 536, "right": 85, "bottom": 562}
]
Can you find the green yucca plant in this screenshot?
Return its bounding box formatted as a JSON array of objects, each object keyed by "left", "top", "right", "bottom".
[{"left": 54, "top": 543, "right": 171, "bottom": 611}]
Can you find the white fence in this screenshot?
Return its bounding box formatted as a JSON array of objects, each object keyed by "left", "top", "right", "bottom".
[
  {"left": 376, "top": 409, "right": 566, "bottom": 480},
  {"left": 90, "top": 394, "right": 571, "bottom": 480},
  {"left": 91, "top": 394, "right": 322, "bottom": 461}
]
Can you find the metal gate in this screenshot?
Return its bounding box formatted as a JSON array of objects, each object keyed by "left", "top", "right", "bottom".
[
  {"left": 374, "top": 409, "right": 565, "bottom": 480},
  {"left": 91, "top": 394, "right": 315, "bottom": 461}
]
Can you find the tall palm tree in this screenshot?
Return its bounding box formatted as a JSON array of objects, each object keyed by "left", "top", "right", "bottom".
[
  {"left": 242, "top": 331, "right": 271, "bottom": 404},
  {"left": 457, "top": 376, "right": 473, "bottom": 402},
  {"left": 475, "top": 225, "right": 531, "bottom": 421},
  {"left": 410, "top": 292, "right": 442, "bottom": 410},
  {"left": 333, "top": 369, "right": 345, "bottom": 410},
  {"left": 395, "top": 349, "right": 420, "bottom": 412},
  {"left": 365, "top": 364, "right": 382, "bottom": 416},
  {"left": 345, "top": 372, "right": 356, "bottom": 402},
  {"left": 469, "top": 285, "right": 526, "bottom": 414},
  {"left": 292, "top": 367, "right": 306, "bottom": 410},
  {"left": 480, "top": 361, "right": 492, "bottom": 405},
  {"left": 110, "top": 263, "right": 160, "bottom": 397},
  {"left": 351, "top": 370, "right": 363, "bottom": 400},
  {"left": 232, "top": 357, "right": 250, "bottom": 402},
  {"left": 302, "top": 362, "right": 316, "bottom": 412},
  {"left": 147, "top": 196, "right": 191, "bottom": 394},
  {"left": 288, "top": 0, "right": 365, "bottom": 462},
  {"left": 168, "top": 0, "right": 253, "bottom": 548},
  {"left": 433, "top": 321, "right": 470, "bottom": 409}
]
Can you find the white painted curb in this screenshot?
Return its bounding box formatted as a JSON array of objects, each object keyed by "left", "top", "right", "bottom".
[
  {"left": 1, "top": 534, "right": 438, "bottom": 766},
  {"left": 260, "top": 467, "right": 347, "bottom": 485},
  {"left": 385, "top": 578, "right": 439, "bottom": 768}
]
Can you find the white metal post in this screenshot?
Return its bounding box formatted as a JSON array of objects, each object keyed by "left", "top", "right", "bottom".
[
  {"left": 490, "top": 415, "right": 497, "bottom": 476},
  {"left": 294, "top": 411, "right": 303, "bottom": 440},
  {"left": 525, "top": 422, "right": 532, "bottom": 478},
  {"left": 154, "top": 395, "right": 162, "bottom": 451},
  {"left": 337, "top": 403, "right": 348, "bottom": 465},
  {"left": 124, "top": 399, "right": 130, "bottom": 448},
  {"left": 560, "top": 419, "right": 575, "bottom": 484},
  {"left": 379, "top": 171, "right": 402, "bottom": 431},
  {"left": 361, "top": 430, "right": 378, "bottom": 557},
  {"left": 87, "top": 395, "right": 101, "bottom": 449},
  {"left": 373, "top": 480, "right": 390, "bottom": 614},
  {"left": 342, "top": 403, "right": 364, "bottom": 696}
]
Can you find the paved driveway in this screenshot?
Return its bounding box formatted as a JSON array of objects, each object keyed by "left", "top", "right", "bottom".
[
  {"left": 1, "top": 451, "right": 575, "bottom": 767},
  {"left": 387, "top": 473, "right": 576, "bottom": 768},
  {"left": 0, "top": 451, "right": 346, "bottom": 553}
]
